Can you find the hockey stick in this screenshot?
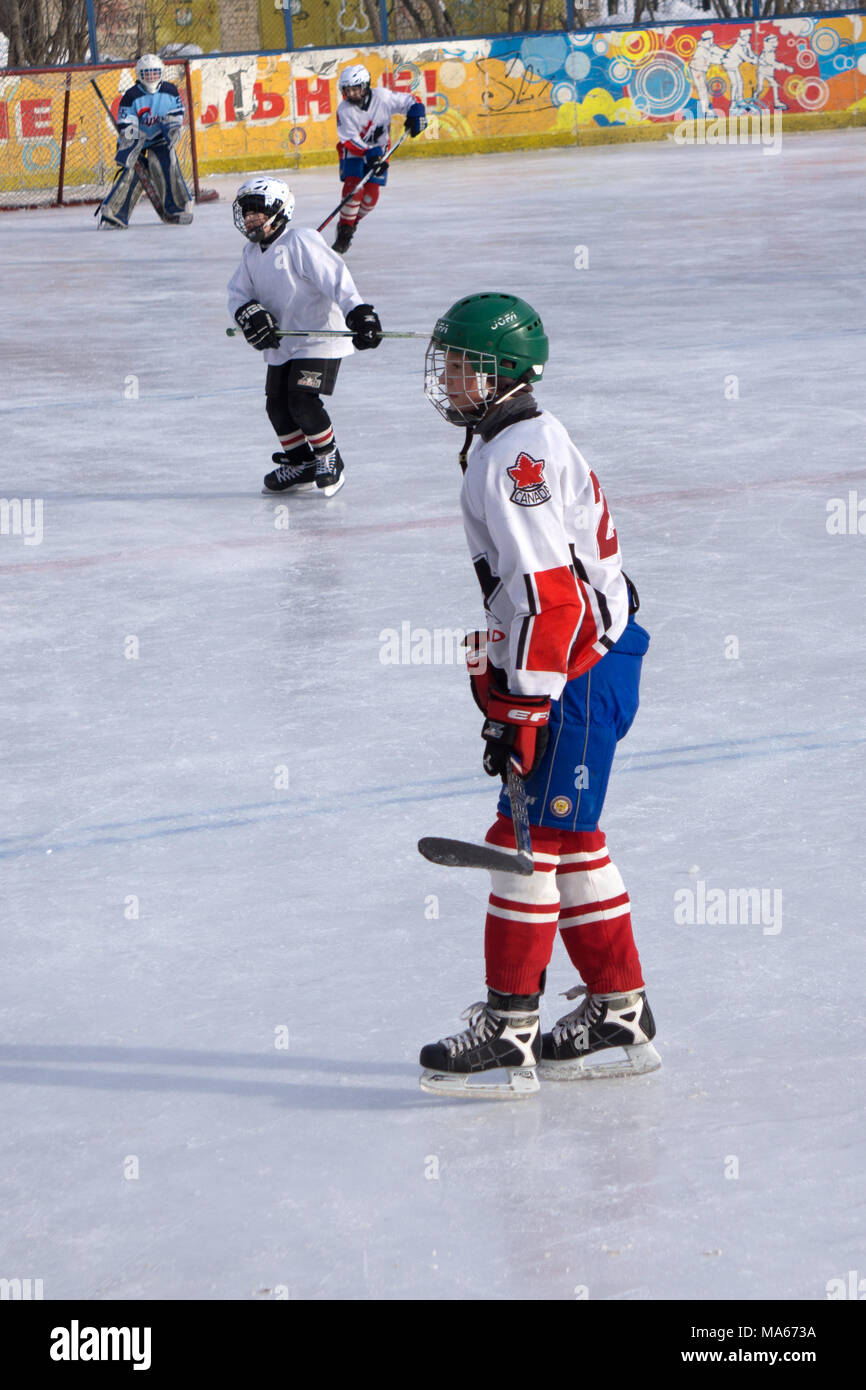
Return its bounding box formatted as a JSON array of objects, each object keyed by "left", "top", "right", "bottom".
[
  {"left": 316, "top": 129, "right": 410, "bottom": 234},
  {"left": 226, "top": 326, "right": 426, "bottom": 339},
  {"left": 91, "top": 79, "right": 191, "bottom": 225},
  {"left": 417, "top": 765, "right": 535, "bottom": 876}
]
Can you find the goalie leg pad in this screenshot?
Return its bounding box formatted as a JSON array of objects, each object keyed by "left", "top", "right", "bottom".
[
  {"left": 100, "top": 166, "right": 146, "bottom": 227},
  {"left": 144, "top": 142, "right": 191, "bottom": 219}
]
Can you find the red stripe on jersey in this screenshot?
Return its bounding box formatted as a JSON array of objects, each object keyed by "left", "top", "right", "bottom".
[
  {"left": 559, "top": 892, "right": 631, "bottom": 921},
  {"left": 341, "top": 139, "right": 368, "bottom": 157},
  {"left": 519, "top": 564, "right": 583, "bottom": 676}
]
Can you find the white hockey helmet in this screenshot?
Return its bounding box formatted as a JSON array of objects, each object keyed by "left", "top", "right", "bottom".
[
  {"left": 136, "top": 54, "right": 164, "bottom": 94},
  {"left": 233, "top": 177, "right": 295, "bottom": 244},
  {"left": 339, "top": 64, "right": 371, "bottom": 102},
  {"left": 700, "top": 29, "right": 714, "bottom": 40}
]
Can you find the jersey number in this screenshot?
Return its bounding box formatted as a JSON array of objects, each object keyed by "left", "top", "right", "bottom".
[{"left": 590, "top": 470, "right": 618, "bottom": 560}]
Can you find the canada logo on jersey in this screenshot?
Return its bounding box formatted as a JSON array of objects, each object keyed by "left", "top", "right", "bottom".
[{"left": 507, "top": 453, "right": 550, "bottom": 508}]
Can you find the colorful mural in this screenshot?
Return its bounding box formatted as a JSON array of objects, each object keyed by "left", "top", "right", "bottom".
[
  {"left": 187, "top": 17, "right": 865, "bottom": 170},
  {"left": 1, "top": 17, "right": 864, "bottom": 198}
]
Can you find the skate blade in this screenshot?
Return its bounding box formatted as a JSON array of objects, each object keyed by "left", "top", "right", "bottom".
[
  {"left": 316, "top": 473, "right": 345, "bottom": 499},
  {"left": 261, "top": 482, "right": 316, "bottom": 496},
  {"left": 537, "top": 1042, "right": 661, "bottom": 1081},
  {"left": 419, "top": 1067, "right": 539, "bottom": 1099}
]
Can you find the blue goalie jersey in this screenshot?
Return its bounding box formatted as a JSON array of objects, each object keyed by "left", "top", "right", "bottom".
[{"left": 117, "top": 82, "right": 184, "bottom": 145}]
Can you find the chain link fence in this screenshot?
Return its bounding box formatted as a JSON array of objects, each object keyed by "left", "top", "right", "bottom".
[{"left": 1, "top": 0, "right": 864, "bottom": 66}]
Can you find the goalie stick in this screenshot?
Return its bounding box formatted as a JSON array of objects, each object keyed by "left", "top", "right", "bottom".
[
  {"left": 316, "top": 130, "right": 410, "bottom": 235},
  {"left": 417, "top": 764, "right": 535, "bottom": 876},
  {"left": 91, "top": 79, "right": 192, "bottom": 225}
]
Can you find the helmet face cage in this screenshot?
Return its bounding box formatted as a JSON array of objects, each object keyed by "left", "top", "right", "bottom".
[
  {"left": 233, "top": 181, "right": 293, "bottom": 242},
  {"left": 136, "top": 55, "right": 163, "bottom": 93},
  {"left": 339, "top": 65, "right": 371, "bottom": 103},
  {"left": 425, "top": 342, "right": 499, "bottom": 425}
]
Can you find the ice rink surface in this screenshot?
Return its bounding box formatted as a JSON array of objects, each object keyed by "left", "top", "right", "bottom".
[{"left": 2, "top": 130, "right": 865, "bottom": 1302}]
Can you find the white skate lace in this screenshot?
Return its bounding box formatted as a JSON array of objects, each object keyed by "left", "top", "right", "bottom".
[
  {"left": 270, "top": 460, "right": 311, "bottom": 484},
  {"left": 442, "top": 1002, "right": 497, "bottom": 1058},
  {"left": 552, "top": 985, "right": 603, "bottom": 1043}
]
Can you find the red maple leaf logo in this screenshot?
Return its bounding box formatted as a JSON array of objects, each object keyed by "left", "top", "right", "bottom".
[{"left": 507, "top": 453, "right": 545, "bottom": 490}]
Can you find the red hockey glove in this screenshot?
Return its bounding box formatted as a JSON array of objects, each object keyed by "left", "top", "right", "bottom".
[
  {"left": 463, "top": 631, "right": 491, "bottom": 713},
  {"left": 482, "top": 690, "right": 551, "bottom": 779}
]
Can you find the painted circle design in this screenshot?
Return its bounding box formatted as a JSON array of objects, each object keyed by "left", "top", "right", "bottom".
[
  {"left": 833, "top": 54, "right": 854, "bottom": 72},
  {"left": 396, "top": 61, "right": 422, "bottom": 90},
  {"left": 592, "top": 37, "right": 609, "bottom": 56},
  {"left": 797, "top": 48, "right": 817, "bottom": 70},
  {"left": 795, "top": 76, "right": 829, "bottom": 109},
  {"left": 812, "top": 28, "right": 839, "bottom": 54},
  {"left": 438, "top": 60, "right": 466, "bottom": 89},
  {"left": 564, "top": 51, "right": 591, "bottom": 81},
  {"left": 552, "top": 81, "right": 578, "bottom": 106},
  {"left": 22, "top": 139, "right": 60, "bottom": 171},
  {"left": 675, "top": 34, "right": 698, "bottom": 60},
  {"left": 609, "top": 58, "right": 632, "bottom": 84},
  {"left": 287, "top": 127, "right": 306, "bottom": 145},
  {"left": 570, "top": 32, "right": 593, "bottom": 47},
  {"left": 519, "top": 35, "right": 569, "bottom": 78},
  {"left": 859, "top": 54, "right": 866, "bottom": 76},
  {"left": 786, "top": 76, "right": 805, "bottom": 98},
  {"left": 620, "top": 29, "right": 660, "bottom": 66},
  {"left": 630, "top": 54, "right": 689, "bottom": 116}
]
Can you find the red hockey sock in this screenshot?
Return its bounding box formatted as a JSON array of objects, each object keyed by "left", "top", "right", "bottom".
[
  {"left": 484, "top": 815, "right": 560, "bottom": 996},
  {"left": 556, "top": 828, "right": 644, "bottom": 994}
]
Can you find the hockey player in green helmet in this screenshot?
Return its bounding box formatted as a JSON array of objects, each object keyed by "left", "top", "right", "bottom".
[{"left": 419, "top": 292, "right": 658, "bottom": 1098}]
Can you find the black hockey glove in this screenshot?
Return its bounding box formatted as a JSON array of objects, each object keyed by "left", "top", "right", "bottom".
[
  {"left": 345, "top": 303, "right": 382, "bottom": 351},
  {"left": 235, "top": 300, "right": 279, "bottom": 351}
]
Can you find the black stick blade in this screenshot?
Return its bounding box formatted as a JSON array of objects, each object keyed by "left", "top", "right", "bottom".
[{"left": 417, "top": 836, "right": 534, "bottom": 876}]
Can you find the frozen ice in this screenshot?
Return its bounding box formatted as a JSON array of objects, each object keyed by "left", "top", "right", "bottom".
[{"left": 1, "top": 130, "right": 865, "bottom": 1300}]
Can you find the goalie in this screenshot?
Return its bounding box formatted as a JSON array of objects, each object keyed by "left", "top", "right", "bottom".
[{"left": 98, "top": 55, "right": 191, "bottom": 228}]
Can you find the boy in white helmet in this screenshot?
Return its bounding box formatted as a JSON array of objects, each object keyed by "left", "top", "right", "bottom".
[
  {"left": 331, "top": 64, "right": 427, "bottom": 255},
  {"left": 227, "top": 176, "right": 383, "bottom": 497},
  {"left": 98, "top": 54, "right": 191, "bottom": 228}
]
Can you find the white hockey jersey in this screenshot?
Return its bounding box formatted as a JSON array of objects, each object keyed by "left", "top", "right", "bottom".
[
  {"left": 337, "top": 86, "right": 418, "bottom": 156},
  {"left": 227, "top": 226, "right": 363, "bottom": 366},
  {"left": 461, "top": 409, "right": 629, "bottom": 701}
]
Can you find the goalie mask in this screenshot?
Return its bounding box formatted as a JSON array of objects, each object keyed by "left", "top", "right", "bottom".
[
  {"left": 135, "top": 54, "right": 164, "bottom": 94},
  {"left": 425, "top": 293, "right": 549, "bottom": 426},
  {"left": 233, "top": 177, "right": 295, "bottom": 244},
  {"left": 339, "top": 64, "right": 371, "bottom": 104}
]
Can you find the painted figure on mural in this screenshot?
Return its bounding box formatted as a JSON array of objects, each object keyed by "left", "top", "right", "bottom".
[
  {"left": 331, "top": 64, "right": 427, "bottom": 255},
  {"left": 755, "top": 35, "right": 793, "bottom": 111},
  {"left": 97, "top": 55, "right": 192, "bottom": 228},
  {"left": 687, "top": 30, "right": 726, "bottom": 118},
  {"left": 722, "top": 29, "right": 760, "bottom": 115}
]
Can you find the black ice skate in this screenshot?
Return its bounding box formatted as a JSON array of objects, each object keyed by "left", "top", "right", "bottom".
[
  {"left": 332, "top": 222, "right": 355, "bottom": 255},
  {"left": 538, "top": 985, "right": 661, "bottom": 1080},
  {"left": 419, "top": 989, "right": 541, "bottom": 1098},
  {"left": 312, "top": 446, "right": 345, "bottom": 498},
  {"left": 262, "top": 453, "right": 316, "bottom": 494}
]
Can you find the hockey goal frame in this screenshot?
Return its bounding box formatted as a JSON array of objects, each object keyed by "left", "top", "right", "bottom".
[{"left": 0, "top": 58, "right": 212, "bottom": 212}]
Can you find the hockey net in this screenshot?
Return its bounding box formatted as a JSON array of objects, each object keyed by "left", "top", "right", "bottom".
[{"left": 0, "top": 60, "right": 208, "bottom": 211}]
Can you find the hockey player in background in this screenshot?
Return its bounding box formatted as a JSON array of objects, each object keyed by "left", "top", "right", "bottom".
[
  {"left": 98, "top": 54, "right": 191, "bottom": 228},
  {"left": 418, "top": 293, "right": 659, "bottom": 1097},
  {"left": 228, "top": 177, "right": 382, "bottom": 497},
  {"left": 331, "top": 64, "right": 427, "bottom": 255}
]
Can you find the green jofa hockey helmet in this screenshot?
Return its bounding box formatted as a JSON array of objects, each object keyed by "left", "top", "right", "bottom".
[{"left": 425, "top": 292, "right": 549, "bottom": 425}]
